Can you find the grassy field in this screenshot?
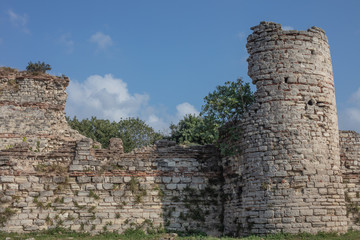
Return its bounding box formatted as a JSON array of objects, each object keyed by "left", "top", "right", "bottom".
[{"left": 1, "top": 228, "right": 360, "bottom": 240}]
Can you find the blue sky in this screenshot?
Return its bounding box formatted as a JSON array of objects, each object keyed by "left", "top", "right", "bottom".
[{"left": 1, "top": 0, "right": 360, "bottom": 133}]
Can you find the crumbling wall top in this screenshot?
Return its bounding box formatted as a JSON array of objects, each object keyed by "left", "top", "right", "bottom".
[
  {"left": 0, "top": 68, "right": 84, "bottom": 151},
  {"left": 248, "top": 21, "right": 327, "bottom": 43}
]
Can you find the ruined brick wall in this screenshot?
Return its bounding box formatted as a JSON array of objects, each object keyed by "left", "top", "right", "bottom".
[
  {"left": 0, "top": 69, "right": 223, "bottom": 235},
  {"left": 0, "top": 138, "right": 223, "bottom": 234},
  {"left": 222, "top": 22, "right": 348, "bottom": 236},
  {"left": 1, "top": 21, "right": 360, "bottom": 237},
  {"left": 0, "top": 70, "right": 83, "bottom": 152},
  {"left": 340, "top": 130, "right": 360, "bottom": 229}
]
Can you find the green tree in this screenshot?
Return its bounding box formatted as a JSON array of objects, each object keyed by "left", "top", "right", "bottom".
[
  {"left": 26, "top": 61, "right": 52, "bottom": 73},
  {"left": 169, "top": 114, "right": 218, "bottom": 145},
  {"left": 117, "top": 118, "right": 163, "bottom": 152},
  {"left": 66, "top": 116, "right": 163, "bottom": 152},
  {"left": 170, "top": 78, "right": 254, "bottom": 145},
  {"left": 201, "top": 78, "right": 254, "bottom": 125}
]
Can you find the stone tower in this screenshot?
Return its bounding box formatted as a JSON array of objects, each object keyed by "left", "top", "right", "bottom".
[{"left": 223, "top": 22, "right": 348, "bottom": 235}]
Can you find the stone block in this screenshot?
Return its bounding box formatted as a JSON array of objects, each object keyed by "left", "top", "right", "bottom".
[
  {"left": 166, "top": 184, "right": 177, "bottom": 190},
  {"left": 162, "top": 177, "right": 171, "bottom": 183},
  {"left": 264, "top": 210, "right": 274, "bottom": 218},
  {"left": 34, "top": 219, "right": 45, "bottom": 226},
  {"left": 85, "top": 184, "right": 96, "bottom": 190},
  {"left": 77, "top": 191, "right": 89, "bottom": 197},
  {"left": 14, "top": 176, "right": 28, "bottom": 183},
  {"left": 314, "top": 209, "right": 327, "bottom": 216},
  {"left": 15, "top": 202, "right": 27, "bottom": 207},
  {"left": 77, "top": 176, "right": 91, "bottom": 183},
  {"left": 172, "top": 177, "right": 181, "bottom": 183},
  {"left": 103, "top": 183, "right": 114, "bottom": 190},
  {"left": 145, "top": 177, "right": 154, "bottom": 182},
  {"left": 18, "top": 213, "right": 29, "bottom": 220},
  {"left": 318, "top": 188, "right": 327, "bottom": 194},
  {"left": 6, "top": 183, "right": 18, "bottom": 190},
  {"left": 64, "top": 197, "right": 73, "bottom": 203},
  {"left": 92, "top": 177, "right": 103, "bottom": 183},
  {"left": 111, "top": 177, "right": 123, "bottom": 183},
  {"left": 69, "top": 165, "right": 83, "bottom": 171},
  {"left": 300, "top": 209, "right": 313, "bottom": 216},
  {"left": 31, "top": 183, "right": 44, "bottom": 191},
  {"left": 28, "top": 176, "right": 39, "bottom": 183},
  {"left": 71, "top": 184, "right": 81, "bottom": 190},
  {"left": 104, "top": 197, "right": 114, "bottom": 202},
  {"left": 40, "top": 191, "right": 53, "bottom": 197},
  {"left": 0, "top": 176, "right": 14, "bottom": 183},
  {"left": 177, "top": 184, "right": 187, "bottom": 190},
  {"left": 192, "top": 177, "right": 204, "bottom": 184},
  {"left": 20, "top": 219, "right": 33, "bottom": 226}
]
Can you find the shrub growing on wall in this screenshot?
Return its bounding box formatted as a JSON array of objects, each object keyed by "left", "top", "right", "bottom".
[
  {"left": 66, "top": 116, "right": 163, "bottom": 152},
  {"left": 26, "top": 61, "right": 52, "bottom": 73}
]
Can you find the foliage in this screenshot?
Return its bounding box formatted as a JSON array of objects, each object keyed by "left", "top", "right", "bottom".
[
  {"left": 26, "top": 61, "right": 52, "bottom": 73},
  {"left": 169, "top": 114, "right": 218, "bottom": 145},
  {"left": 117, "top": 117, "right": 163, "bottom": 153},
  {"left": 66, "top": 116, "right": 163, "bottom": 152},
  {"left": 170, "top": 78, "right": 254, "bottom": 146},
  {"left": 0, "top": 66, "right": 18, "bottom": 74},
  {"left": 201, "top": 78, "right": 255, "bottom": 125}
]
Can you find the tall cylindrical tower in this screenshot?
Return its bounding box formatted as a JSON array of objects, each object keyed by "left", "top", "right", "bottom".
[{"left": 238, "top": 22, "right": 347, "bottom": 235}]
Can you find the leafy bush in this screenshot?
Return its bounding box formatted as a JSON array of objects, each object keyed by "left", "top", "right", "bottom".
[
  {"left": 170, "top": 114, "right": 218, "bottom": 145},
  {"left": 26, "top": 61, "right": 51, "bottom": 73},
  {"left": 66, "top": 116, "right": 163, "bottom": 152}
]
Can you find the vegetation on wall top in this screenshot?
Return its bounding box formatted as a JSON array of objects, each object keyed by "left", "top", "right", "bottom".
[
  {"left": 66, "top": 116, "right": 163, "bottom": 152},
  {"left": 26, "top": 61, "right": 52, "bottom": 73},
  {"left": 169, "top": 78, "right": 254, "bottom": 148}
]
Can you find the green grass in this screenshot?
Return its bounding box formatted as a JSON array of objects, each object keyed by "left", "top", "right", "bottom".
[
  {"left": 177, "top": 231, "right": 360, "bottom": 240},
  {"left": 0, "top": 228, "right": 359, "bottom": 240}
]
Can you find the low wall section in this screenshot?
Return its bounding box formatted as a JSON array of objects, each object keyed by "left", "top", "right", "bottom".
[{"left": 0, "top": 138, "right": 223, "bottom": 235}]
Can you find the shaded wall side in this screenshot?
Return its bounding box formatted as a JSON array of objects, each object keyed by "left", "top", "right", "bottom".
[
  {"left": 340, "top": 130, "right": 360, "bottom": 229},
  {"left": 220, "top": 124, "right": 246, "bottom": 236}
]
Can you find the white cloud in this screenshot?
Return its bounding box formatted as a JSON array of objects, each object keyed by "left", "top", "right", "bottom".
[
  {"left": 339, "top": 108, "right": 360, "bottom": 133},
  {"left": 338, "top": 87, "right": 360, "bottom": 133},
  {"left": 282, "top": 25, "right": 294, "bottom": 31},
  {"left": 66, "top": 74, "right": 149, "bottom": 120},
  {"left": 176, "top": 102, "right": 199, "bottom": 119},
  {"left": 146, "top": 114, "right": 170, "bottom": 134},
  {"left": 89, "top": 32, "right": 113, "bottom": 50},
  {"left": 65, "top": 74, "right": 199, "bottom": 133},
  {"left": 59, "top": 33, "right": 74, "bottom": 54},
  {"left": 8, "top": 10, "right": 29, "bottom": 33},
  {"left": 350, "top": 87, "right": 360, "bottom": 103}
]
